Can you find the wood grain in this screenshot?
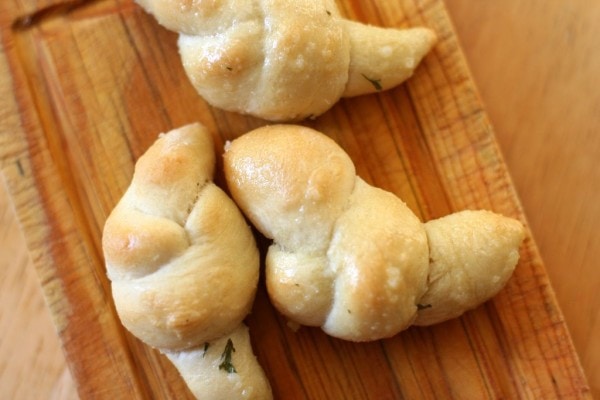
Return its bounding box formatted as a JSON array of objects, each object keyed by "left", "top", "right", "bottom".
[
  {"left": 0, "top": 178, "right": 79, "bottom": 399},
  {"left": 0, "top": 0, "right": 594, "bottom": 398},
  {"left": 445, "top": 1, "right": 600, "bottom": 397}
]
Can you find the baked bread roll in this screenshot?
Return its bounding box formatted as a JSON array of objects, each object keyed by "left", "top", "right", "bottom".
[
  {"left": 102, "top": 123, "right": 271, "bottom": 399},
  {"left": 223, "top": 125, "right": 525, "bottom": 342},
  {"left": 136, "top": 0, "right": 436, "bottom": 121}
]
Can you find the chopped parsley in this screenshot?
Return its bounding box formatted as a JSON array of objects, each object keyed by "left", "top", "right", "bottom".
[
  {"left": 361, "top": 74, "right": 383, "bottom": 91},
  {"left": 218, "top": 339, "right": 237, "bottom": 373}
]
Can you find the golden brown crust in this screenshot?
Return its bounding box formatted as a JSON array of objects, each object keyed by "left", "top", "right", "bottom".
[
  {"left": 102, "top": 123, "right": 271, "bottom": 398},
  {"left": 109, "top": 183, "right": 259, "bottom": 349},
  {"left": 224, "top": 125, "right": 356, "bottom": 253},
  {"left": 103, "top": 207, "right": 188, "bottom": 278},
  {"left": 137, "top": 0, "right": 436, "bottom": 121},
  {"left": 224, "top": 125, "right": 525, "bottom": 342},
  {"left": 323, "top": 179, "right": 428, "bottom": 341}
]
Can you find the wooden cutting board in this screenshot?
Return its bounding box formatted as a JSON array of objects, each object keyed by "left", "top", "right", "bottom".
[{"left": 0, "top": 0, "right": 591, "bottom": 398}]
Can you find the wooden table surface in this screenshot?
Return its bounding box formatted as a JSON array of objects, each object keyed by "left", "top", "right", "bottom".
[{"left": 0, "top": 0, "right": 597, "bottom": 398}]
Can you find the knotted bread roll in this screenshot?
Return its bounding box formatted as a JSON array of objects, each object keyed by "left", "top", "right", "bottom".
[
  {"left": 136, "top": 0, "right": 436, "bottom": 121},
  {"left": 102, "top": 123, "right": 271, "bottom": 399},
  {"left": 223, "top": 125, "right": 525, "bottom": 342}
]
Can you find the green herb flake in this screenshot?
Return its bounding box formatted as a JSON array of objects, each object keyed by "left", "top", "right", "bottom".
[
  {"left": 361, "top": 74, "right": 383, "bottom": 91},
  {"left": 15, "top": 159, "right": 25, "bottom": 177},
  {"left": 203, "top": 342, "right": 210, "bottom": 357},
  {"left": 417, "top": 303, "right": 432, "bottom": 311},
  {"left": 218, "top": 339, "right": 237, "bottom": 373}
]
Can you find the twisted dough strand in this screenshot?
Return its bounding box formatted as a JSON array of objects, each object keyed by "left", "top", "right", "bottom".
[
  {"left": 136, "top": 0, "right": 436, "bottom": 121},
  {"left": 223, "top": 125, "right": 525, "bottom": 342},
  {"left": 103, "top": 123, "right": 271, "bottom": 399}
]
